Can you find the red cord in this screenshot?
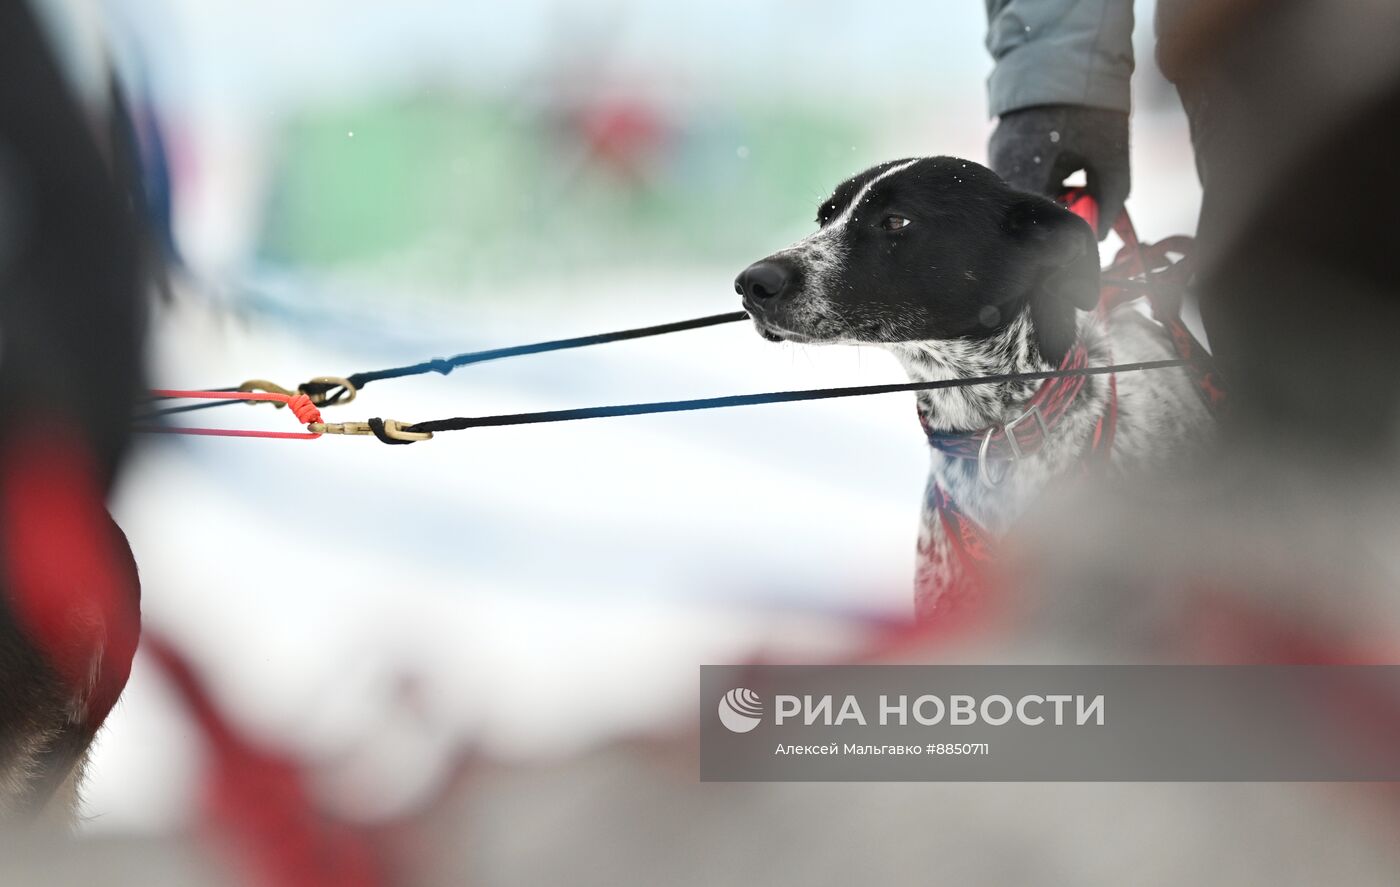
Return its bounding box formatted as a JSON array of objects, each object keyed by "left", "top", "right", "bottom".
[
  {"left": 1061, "top": 187, "right": 1101, "bottom": 233},
  {"left": 142, "top": 389, "right": 323, "bottom": 440}
]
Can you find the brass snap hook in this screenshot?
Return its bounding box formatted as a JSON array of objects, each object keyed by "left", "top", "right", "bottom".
[
  {"left": 308, "top": 419, "right": 432, "bottom": 442},
  {"left": 301, "top": 376, "right": 357, "bottom": 407},
  {"left": 237, "top": 379, "right": 297, "bottom": 405}
]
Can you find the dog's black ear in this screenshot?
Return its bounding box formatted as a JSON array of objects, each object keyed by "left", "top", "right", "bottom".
[
  {"left": 1004, "top": 194, "right": 1101, "bottom": 309},
  {"left": 1003, "top": 195, "right": 1101, "bottom": 363}
]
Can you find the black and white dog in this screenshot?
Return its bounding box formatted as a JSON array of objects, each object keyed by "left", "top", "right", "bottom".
[{"left": 736, "top": 157, "right": 1210, "bottom": 615}]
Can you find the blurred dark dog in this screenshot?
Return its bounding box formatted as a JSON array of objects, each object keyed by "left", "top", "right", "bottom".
[{"left": 0, "top": 2, "right": 148, "bottom": 823}]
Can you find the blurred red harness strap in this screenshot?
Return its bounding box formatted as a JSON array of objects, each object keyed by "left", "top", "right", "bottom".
[
  {"left": 145, "top": 636, "right": 390, "bottom": 887},
  {"left": 0, "top": 429, "right": 141, "bottom": 729},
  {"left": 146, "top": 635, "right": 479, "bottom": 887}
]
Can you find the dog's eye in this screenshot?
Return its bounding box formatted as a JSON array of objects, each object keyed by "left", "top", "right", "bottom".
[
  {"left": 881, "top": 216, "right": 911, "bottom": 231},
  {"left": 816, "top": 204, "right": 835, "bottom": 226}
]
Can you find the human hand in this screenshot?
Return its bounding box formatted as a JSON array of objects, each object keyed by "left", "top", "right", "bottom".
[{"left": 989, "top": 105, "right": 1130, "bottom": 239}]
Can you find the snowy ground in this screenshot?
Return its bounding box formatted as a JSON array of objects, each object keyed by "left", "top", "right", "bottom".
[{"left": 86, "top": 271, "right": 928, "bottom": 830}]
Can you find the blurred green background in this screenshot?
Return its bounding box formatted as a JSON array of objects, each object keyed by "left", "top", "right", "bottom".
[{"left": 260, "top": 94, "right": 865, "bottom": 285}]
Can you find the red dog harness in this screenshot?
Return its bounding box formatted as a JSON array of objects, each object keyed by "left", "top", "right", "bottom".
[{"left": 921, "top": 192, "right": 1224, "bottom": 593}]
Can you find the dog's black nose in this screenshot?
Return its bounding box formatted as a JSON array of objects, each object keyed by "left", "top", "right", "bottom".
[{"left": 735, "top": 261, "right": 792, "bottom": 301}]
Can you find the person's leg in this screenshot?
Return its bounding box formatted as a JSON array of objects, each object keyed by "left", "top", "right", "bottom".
[
  {"left": 1202, "top": 80, "right": 1400, "bottom": 461},
  {"left": 1162, "top": 0, "right": 1400, "bottom": 464}
]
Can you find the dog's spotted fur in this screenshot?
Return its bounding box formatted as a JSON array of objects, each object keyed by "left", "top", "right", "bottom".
[{"left": 737, "top": 157, "right": 1211, "bottom": 616}]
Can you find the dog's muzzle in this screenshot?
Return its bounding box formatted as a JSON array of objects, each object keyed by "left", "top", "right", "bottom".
[
  {"left": 735, "top": 258, "right": 803, "bottom": 341},
  {"left": 735, "top": 259, "right": 792, "bottom": 305}
]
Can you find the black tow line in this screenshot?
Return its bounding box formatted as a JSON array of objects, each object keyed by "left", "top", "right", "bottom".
[
  {"left": 367, "top": 359, "right": 1187, "bottom": 445},
  {"left": 140, "top": 310, "right": 749, "bottom": 419}
]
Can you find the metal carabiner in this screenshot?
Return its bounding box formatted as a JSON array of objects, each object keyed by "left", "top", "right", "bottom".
[
  {"left": 302, "top": 376, "right": 358, "bottom": 407},
  {"left": 308, "top": 419, "right": 433, "bottom": 442},
  {"left": 977, "top": 405, "right": 1049, "bottom": 490},
  {"left": 236, "top": 376, "right": 358, "bottom": 408}
]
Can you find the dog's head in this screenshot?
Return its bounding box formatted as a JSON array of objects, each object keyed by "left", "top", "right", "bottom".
[{"left": 734, "top": 157, "right": 1100, "bottom": 364}]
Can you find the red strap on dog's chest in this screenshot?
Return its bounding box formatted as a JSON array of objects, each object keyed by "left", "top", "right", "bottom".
[
  {"left": 920, "top": 339, "right": 1094, "bottom": 461},
  {"left": 926, "top": 484, "right": 996, "bottom": 607},
  {"left": 1098, "top": 210, "right": 1226, "bottom": 417},
  {"left": 1088, "top": 371, "right": 1119, "bottom": 464},
  {"left": 929, "top": 485, "right": 996, "bottom": 570}
]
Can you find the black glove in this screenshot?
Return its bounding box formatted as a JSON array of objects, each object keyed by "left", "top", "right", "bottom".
[{"left": 989, "top": 105, "right": 1130, "bottom": 240}]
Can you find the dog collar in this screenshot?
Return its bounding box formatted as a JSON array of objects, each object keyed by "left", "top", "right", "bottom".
[{"left": 918, "top": 339, "right": 1093, "bottom": 464}]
